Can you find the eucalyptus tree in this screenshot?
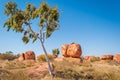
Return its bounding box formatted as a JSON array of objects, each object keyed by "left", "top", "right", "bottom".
[{"left": 3, "top": 1, "right": 59, "bottom": 77}]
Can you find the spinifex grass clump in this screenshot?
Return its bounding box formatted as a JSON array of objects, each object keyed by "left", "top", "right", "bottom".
[
  {"left": 37, "top": 54, "right": 53, "bottom": 62},
  {"left": 0, "top": 69, "right": 30, "bottom": 80}
]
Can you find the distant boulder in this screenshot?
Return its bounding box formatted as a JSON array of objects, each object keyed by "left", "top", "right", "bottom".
[
  {"left": 83, "top": 56, "right": 100, "bottom": 62},
  {"left": 18, "top": 50, "right": 35, "bottom": 61},
  {"left": 61, "top": 43, "right": 82, "bottom": 58},
  {"left": 24, "top": 50, "right": 35, "bottom": 60},
  {"left": 113, "top": 54, "right": 120, "bottom": 63},
  {"left": 101, "top": 55, "right": 113, "bottom": 60}
]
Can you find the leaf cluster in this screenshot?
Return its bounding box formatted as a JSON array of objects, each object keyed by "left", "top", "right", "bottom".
[
  {"left": 4, "top": 1, "right": 60, "bottom": 44},
  {"left": 52, "top": 48, "right": 59, "bottom": 56}
]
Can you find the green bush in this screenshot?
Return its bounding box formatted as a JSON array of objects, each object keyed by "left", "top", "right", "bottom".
[{"left": 52, "top": 48, "right": 59, "bottom": 56}]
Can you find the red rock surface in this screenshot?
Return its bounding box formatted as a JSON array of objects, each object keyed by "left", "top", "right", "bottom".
[
  {"left": 113, "top": 54, "right": 120, "bottom": 63},
  {"left": 67, "top": 43, "right": 82, "bottom": 58},
  {"left": 61, "top": 44, "right": 69, "bottom": 57},
  {"left": 24, "top": 51, "right": 35, "bottom": 60},
  {"left": 101, "top": 55, "right": 113, "bottom": 60},
  {"left": 18, "top": 50, "right": 35, "bottom": 61}
]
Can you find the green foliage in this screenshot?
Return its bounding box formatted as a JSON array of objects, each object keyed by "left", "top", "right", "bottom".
[
  {"left": 37, "top": 54, "right": 53, "bottom": 62},
  {"left": 22, "top": 36, "right": 29, "bottom": 44},
  {"left": 52, "top": 48, "right": 59, "bottom": 56},
  {"left": 0, "top": 51, "right": 19, "bottom": 60},
  {"left": 4, "top": 1, "right": 60, "bottom": 44},
  {"left": 4, "top": 1, "right": 17, "bottom": 16}
]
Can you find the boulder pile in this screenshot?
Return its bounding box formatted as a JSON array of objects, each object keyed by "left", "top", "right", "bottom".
[
  {"left": 61, "top": 43, "right": 82, "bottom": 63},
  {"left": 61, "top": 43, "right": 82, "bottom": 58},
  {"left": 101, "top": 55, "right": 113, "bottom": 60}
]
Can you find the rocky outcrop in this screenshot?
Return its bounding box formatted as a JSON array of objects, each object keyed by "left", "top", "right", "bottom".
[
  {"left": 113, "top": 54, "right": 120, "bottom": 63},
  {"left": 61, "top": 43, "right": 82, "bottom": 58},
  {"left": 101, "top": 55, "right": 113, "bottom": 60},
  {"left": 18, "top": 50, "right": 35, "bottom": 61}
]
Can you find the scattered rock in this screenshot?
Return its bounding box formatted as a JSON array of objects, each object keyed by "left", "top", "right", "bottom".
[
  {"left": 18, "top": 50, "right": 35, "bottom": 61},
  {"left": 24, "top": 51, "right": 35, "bottom": 60},
  {"left": 101, "top": 55, "right": 113, "bottom": 60},
  {"left": 83, "top": 56, "right": 99, "bottom": 62}
]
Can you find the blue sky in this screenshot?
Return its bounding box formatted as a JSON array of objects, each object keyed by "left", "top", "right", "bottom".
[{"left": 0, "top": 0, "right": 120, "bottom": 56}]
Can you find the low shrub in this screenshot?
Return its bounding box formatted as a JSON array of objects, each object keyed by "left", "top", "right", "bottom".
[
  {"left": 0, "top": 52, "right": 19, "bottom": 60},
  {"left": 52, "top": 48, "right": 60, "bottom": 56}
]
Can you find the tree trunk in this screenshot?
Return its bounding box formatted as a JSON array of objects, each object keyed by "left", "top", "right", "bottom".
[{"left": 39, "top": 39, "right": 54, "bottom": 77}]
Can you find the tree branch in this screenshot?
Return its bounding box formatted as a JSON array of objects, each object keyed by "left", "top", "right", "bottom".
[{"left": 28, "top": 23, "right": 36, "bottom": 35}]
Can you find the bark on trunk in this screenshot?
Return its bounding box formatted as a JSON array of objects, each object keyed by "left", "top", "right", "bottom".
[{"left": 39, "top": 39, "right": 53, "bottom": 77}]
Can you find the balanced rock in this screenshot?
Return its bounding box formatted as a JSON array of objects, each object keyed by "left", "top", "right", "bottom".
[
  {"left": 101, "top": 55, "right": 113, "bottom": 60},
  {"left": 113, "top": 54, "right": 120, "bottom": 63},
  {"left": 61, "top": 44, "right": 69, "bottom": 57},
  {"left": 61, "top": 43, "right": 82, "bottom": 58},
  {"left": 67, "top": 43, "right": 82, "bottom": 58}
]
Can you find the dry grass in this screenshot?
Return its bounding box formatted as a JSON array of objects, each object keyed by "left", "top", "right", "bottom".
[
  {"left": 36, "top": 54, "right": 54, "bottom": 62},
  {"left": 0, "top": 60, "right": 36, "bottom": 69},
  {"left": 0, "top": 58, "right": 120, "bottom": 80},
  {"left": 0, "top": 69, "right": 30, "bottom": 80}
]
